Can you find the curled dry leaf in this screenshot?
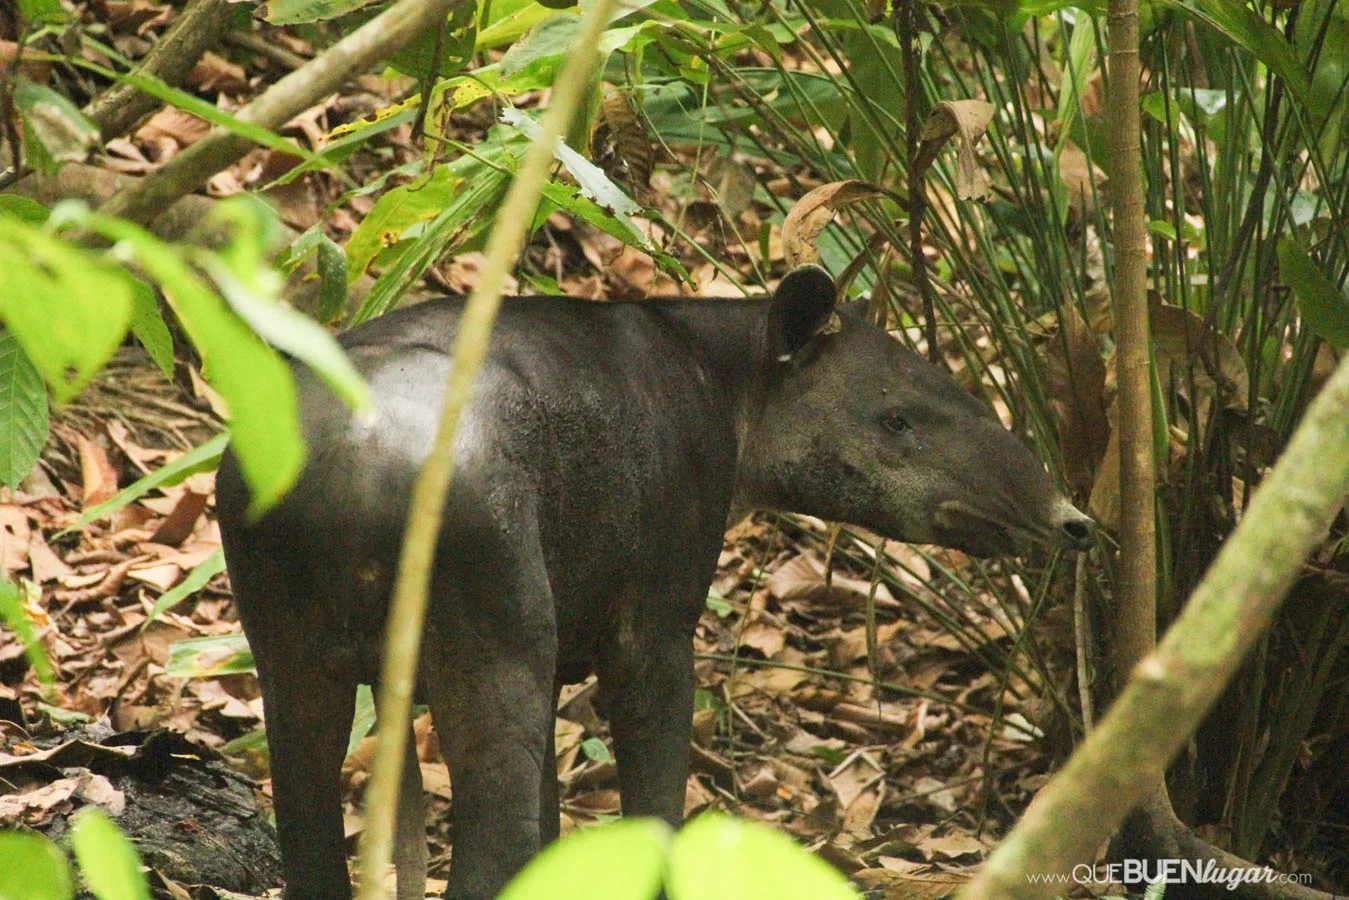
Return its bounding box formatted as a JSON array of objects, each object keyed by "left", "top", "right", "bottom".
[
  {"left": 914, "top": 99, "right": 995, "bottom": 201},
  {"left": 1047, "top": 302, "right": 1109, "bottom": 495},
  {"left": 781, "top": 180, "right": 885, "bottom": 267},
  {"left": 1150, "top": 295, "right": 1249, "bottom": 411}
]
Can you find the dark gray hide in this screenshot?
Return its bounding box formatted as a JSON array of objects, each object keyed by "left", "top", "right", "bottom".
[{"left": 215, "top": 266, "right": 1092, "bottom": 900}]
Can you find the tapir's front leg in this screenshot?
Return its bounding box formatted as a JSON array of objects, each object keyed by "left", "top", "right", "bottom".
[{"left": 601, "top": 599, "right": 697, "bottom": 828}]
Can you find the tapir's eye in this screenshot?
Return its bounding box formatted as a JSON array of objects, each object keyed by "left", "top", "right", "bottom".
[{"left": 880, "top": 409, "right": 912, "bottom": 434}]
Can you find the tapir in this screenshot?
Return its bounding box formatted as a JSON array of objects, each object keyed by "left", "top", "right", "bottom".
[{"left": 215, "top": 265, "right": 1094, "bottom": 900}]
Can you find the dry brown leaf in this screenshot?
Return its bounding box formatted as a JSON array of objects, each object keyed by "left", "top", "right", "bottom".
[
  {"left": 78, "top": 436, "right": 119, "bottom": 508},
  {"left": 915, "top": 100, "right": 995, "bottom": 201},
  {"left": 148, "top": 490, "right": 209, "bottom": 546},
  {"left": 1150, "top": 295, "right": 1249, "bottom": 410},
  {"left": 782, "top": 181, "right": 885, "bottom": 267},
  {"left": 0, "top": 507, "right": 33, "bottom": 573},
  {"left": 28, "top": 532, "right": 75, "bottom": 584},
  {"left": 918, "top": 830, "right": 987, "bottom": 862},
  {"left": 1047, "top": 303, "right": 1109, "bottom": 494},
  {"left": 855, "top": 862, "right": 972, "bottom": 900}
]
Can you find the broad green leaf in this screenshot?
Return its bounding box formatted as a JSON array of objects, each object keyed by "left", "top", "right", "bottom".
[
  {"left": 48, "top": 206, "right": 303, "bottom": 517},
  {"left": 65, "top": 433, "right": 228, "bottom": 534},
  {"left": 0, "top": 331, "right": 49, "bottom": 490},
  {"left": 0, "top": 829, "right": 73, "bottom": 900},
  {"left": 497, "top": 819, "right": 670, "bottom": 900},
  {"left": 1152, "top": 0, "right": 1308, "bottom": 103},
  {"left": 352, "top": 135, "right": 523, "bottom": 323},
  {"left": 69, "top": 808, "right": 149, "bottom": 900},
  {"left": 316, "top": 236, "right": 349, "bottom": 323},
  {"left": 667, "top": 814, "right": 860, "bottom": 900},
  {"left": 166, "top": 634, "right": 255, "bottom": 678},
  {"left": 347, "top": 165, "right": 465, "bottom": 279},
  {"left": 128, "top": 280, "right": 174, "bottom": 377},
  {"left": 0, "top": 219, "right": 132, "bottom": 404},
  {"left": 502, "top": 108, "right": 646, "bottom": 242},
  {"left": 1279, "top": 238, "right": 1349, "bottom": 348},
  {"left": 0, "top": 194, "right": 50, "bottom": 224},
  {"left": 18, "top": 0, "right": 68, "bottom": 23},
  {"left": 267, "top": 0, "right": 378, "bottom": 23},
  {"left": 0, "top": 579, "right": 55, "bottom": 685},
  {"left": 387, "top": 1, "right": 477, "bottom": 81},
  {"left": 203, "top": 259, "right": 369, "bottom": 414},
  {"left": 14, "top": 78, "right": 98, "bottom": 171},
  {"left": 144, "top": 549, "right": 226, "bottom": 627},
  {"left": 580, "top": 737, "right": 612, "bottom": 762},
  {"left": 347, "top": 684, "right": 376, "bottom": 757}
]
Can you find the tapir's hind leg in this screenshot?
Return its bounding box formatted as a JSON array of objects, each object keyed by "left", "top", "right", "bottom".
[
  {"left": 419, "top": 526, "right": 557, "bottom": 900},
  {"left": 234, "top": 573, "right": 359, "bottom": 900}
]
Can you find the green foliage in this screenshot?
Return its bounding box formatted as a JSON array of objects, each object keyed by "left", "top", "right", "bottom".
[
  {"left": 0, "top": 830, "right": 73, "bottom": 900},
  {"left": 69, "top": 808, "right": 150, "bottom": 900},
  {"left": 165, "top": 634, "right": 255, "bottom": 678},
  {"left": 498, "top": 815, "right": 860, "bottom": 900},
  {"left": 144, "top": 549, "right": 227, "bottom": 626},
  {"left": 1278, "top": 238, "right": 1349, "bottom": 349},
  {"left": 0, "top": 217, "right": 133, "bottom": 405},
  {"left": 0, "top": 331, "right": 49, "bottom": 491},
  {"left": 0, "top": 579, "right": 55, "bottom": 687}
]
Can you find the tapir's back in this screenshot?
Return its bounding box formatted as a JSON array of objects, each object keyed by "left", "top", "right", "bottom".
[{"left": 216, "top": 296, "right": 743, "bottom": 659}]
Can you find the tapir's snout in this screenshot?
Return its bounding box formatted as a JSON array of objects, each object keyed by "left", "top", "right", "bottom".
[{"left": 1049, "top": 498, "right": 1096, "bottom": 550}]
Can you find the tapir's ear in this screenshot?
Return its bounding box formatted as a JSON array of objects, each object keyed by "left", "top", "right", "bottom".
[{"left": 768, "top": 265, "right": 839, "bottom": 362}]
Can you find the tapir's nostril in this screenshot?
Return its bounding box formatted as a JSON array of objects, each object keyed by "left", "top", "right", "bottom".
[{"left": 1061, "top": 516, "right": 1095, "bottom": 548}]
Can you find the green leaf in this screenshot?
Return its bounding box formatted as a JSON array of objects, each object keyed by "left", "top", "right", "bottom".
[
  {"left": 667, "top": 814, "right": 860, "bottom": 900},
  {"left": 127, "top": 280, "right": 174, "bottom": 377},
  {"left": 581, "top": 737, "right": 612, "bottom": 762},
  {"left": 0, "top": 331, "right": 49, "bottom": 490},
  {"left": 64, "top": 433, "right": 228, "bottom": 534},
  {"left": 1279, "top": 238, "right": 1349, "bottom": 349},
  {"left": 18, "top": 0, "right": 68, "bottom": 23},
  {"left": 347, "top": 165, "right": 465, "bottom": 279},
  {"left": 69, "top": 808, "right": 149, "bottom": 900},
  {"left": 0, "top": 219, "right": 133, "bottom": 405},
  {"left": 0, "top": 579, "right": 55, "bottom": 686},
  {"left": 266, "top": 0, "right": 379, "bottom": 24},
  {"left": 0, "top": 194, "right": 51, "bottom": 224},
  {"left": 497, "top": 819, "right": 671, "bottom": 900},
  {"left": 316, "top": 237, "right": 349, "bottom": 323},
  {"left": 203, "top": 258, "right": 369, "bottom": 414},
  {"left": 503, "top": 108, "right": 646, "bottom": 241},
  {"left": 166, "top": 634, "right": 255, "bottom": 678},
  {"left": 144, "top": 549, "right": 226, "bottom": 627},
  {"left": 0, "top": 829, "right": 73, "bottom": 900},
  {"left": 347, "top": 684, "right": 376, "bottom": 757},
  {"left": 49, "top": 206, "right": 303, "bottom": 517},
  {"left": 14, "top": 78, "right": 98, "bottom": 172},
  {"left": 1152, "top": 0, "right": 1308, "bottom": 104}
]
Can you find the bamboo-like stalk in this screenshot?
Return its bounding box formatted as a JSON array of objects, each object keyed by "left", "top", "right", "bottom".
[
  {"left": 955, "top": 356, "right": 1349, "bottom": 900},
  {"left": 352, "top": 0, "right": 621, "bottom": 894}
]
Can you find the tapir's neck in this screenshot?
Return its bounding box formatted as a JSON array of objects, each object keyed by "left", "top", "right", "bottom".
[{"left": 643, "top": 295, "right": 776, "bottom": 518}]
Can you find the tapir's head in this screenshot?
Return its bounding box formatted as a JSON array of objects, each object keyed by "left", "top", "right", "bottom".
[{"left": 740, "top": 265, "right": 1094, "bottom": 556}]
